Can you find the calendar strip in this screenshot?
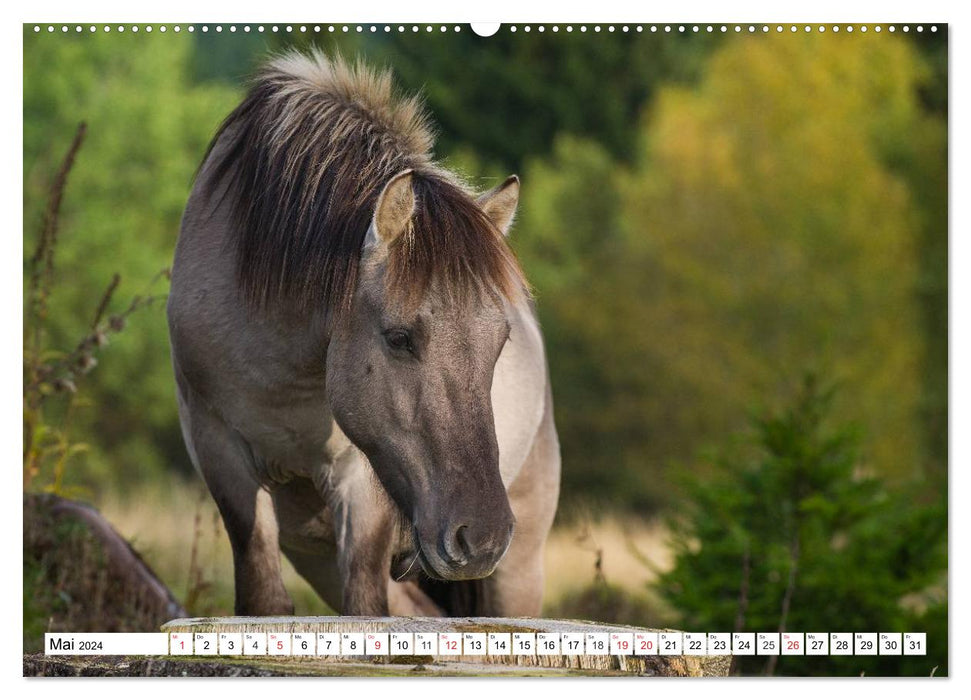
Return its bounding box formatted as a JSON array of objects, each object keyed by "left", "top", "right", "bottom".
[{"left": 44, "top": 632, "right": 927, "bottom": 657}]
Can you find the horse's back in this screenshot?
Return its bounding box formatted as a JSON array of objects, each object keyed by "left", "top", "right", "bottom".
[{"left": 168, "top": 137, "right": 243, "bottom": 380}]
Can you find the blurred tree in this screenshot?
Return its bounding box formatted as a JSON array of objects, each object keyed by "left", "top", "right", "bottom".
[
  {"left": 203, "top": 28, "right": 723, "bottom": 173},
  {"left": 888, "top": 29, "right": 948, "bottom": 490},
  {"left": 23, "top": 29, "right": 240, "bottom": 490},
  {"left": 654, "top": 375, "right": 946, "bottom": 676},
  {"left": 516, "top": 32, "right": 941, "bottom": 511},
  {"left": 188, "top": 27, "right": 359, "bottom": 84},
  {"left": 627, "top": 31, "right": 935, "bottom": 486},
  {"left": 360, "top": 29, "right": 721, "bottom": 171}
]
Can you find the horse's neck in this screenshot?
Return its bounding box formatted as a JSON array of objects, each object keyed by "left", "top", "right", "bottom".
[{"left": 508, "top": 298, "right": 544, "bottom": 354}]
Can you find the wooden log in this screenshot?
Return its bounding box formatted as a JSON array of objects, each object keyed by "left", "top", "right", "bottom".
[
  {"left": 162, "top": 616, "right": 731, "bottom": 677},
  {"left": 23, "top": 493, "right": 187, "bottom": 635}
]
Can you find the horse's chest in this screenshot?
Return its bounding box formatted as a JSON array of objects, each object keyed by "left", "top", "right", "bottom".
[{"left": 234, "top": 391, "right": 337, "bottom": 484}]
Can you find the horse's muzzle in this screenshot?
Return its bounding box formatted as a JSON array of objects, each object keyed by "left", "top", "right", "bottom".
[{"left": 414, "top": 518, "right": 515, "bottom": 581}]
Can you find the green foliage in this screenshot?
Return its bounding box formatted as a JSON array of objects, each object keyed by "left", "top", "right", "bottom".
[
  {"left": 654, "top": 375, "right": 947, "bottom": 676},
  {"left": 355, "top": 30, "right": 721, "bottom": 171},
  {"left": 198, "top": 29, "right": 721, "bottom": 172},
  {"left": 23, "top": 29, "right": 240, "bottom": 491},
  {"left": 516, "top": 135, "right": 678, "bottom": 511},
  {"left": 23, "top": 123, "right": 167, "bottom": 496},
  {"left": 23, "top": 514, "right": 98, "bottom": 653}
]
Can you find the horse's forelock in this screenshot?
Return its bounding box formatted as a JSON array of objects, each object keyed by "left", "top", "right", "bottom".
[
  {"left": 201, "top": 50, "right": 526, "bottom": 321},
  {"left": 383, "top": 176, "right": 528, "bottom": 313}
]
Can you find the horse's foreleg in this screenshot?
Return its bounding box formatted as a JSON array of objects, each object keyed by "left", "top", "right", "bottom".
[
  {"left": 325, "top": 450, "right": 395, "bottom": 615},
  {"left": 177, "top": 382, "right": 293, "bottom": 616}
]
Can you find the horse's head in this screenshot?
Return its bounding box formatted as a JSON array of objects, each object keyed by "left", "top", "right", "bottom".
[{"left": 326, "top": 170, "right": 524, "bottom": 581}]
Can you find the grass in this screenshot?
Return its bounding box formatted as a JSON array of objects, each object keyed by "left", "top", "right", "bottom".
[
  {"left": 99, "top": 477, "right": 332, "bottom": 617},
  {"left": 96, "top": 476, "right": 673, "bottom": 624}
]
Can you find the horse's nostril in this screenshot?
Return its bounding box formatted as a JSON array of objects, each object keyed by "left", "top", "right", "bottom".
[
  {"left": 456, "top": 525, "right": 472, "bottom": 557},
  {"left": 443, "top": 524, "right": 471, "bottom": 566}
]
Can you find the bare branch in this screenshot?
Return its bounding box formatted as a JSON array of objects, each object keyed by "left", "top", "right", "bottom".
[
  {"left": 765, "top": 534, "right": 800, "bottom": 676},
  {"left": 91, "top": 273, "right": 121, "bottom": 330}
]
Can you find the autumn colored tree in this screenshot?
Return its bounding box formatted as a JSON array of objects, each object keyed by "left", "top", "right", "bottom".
[{"left": 516, "top": 32, "right": 944, "bottom": 509}]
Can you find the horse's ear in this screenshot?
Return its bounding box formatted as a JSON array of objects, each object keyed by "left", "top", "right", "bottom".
[
  {"left": 367, "top": 169, "right": 415, "bottom": 250},
  {"left": 477, "top": 175, "right": 520, "bottom": 237}
]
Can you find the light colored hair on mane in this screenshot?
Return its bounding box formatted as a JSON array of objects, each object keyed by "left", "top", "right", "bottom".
[
  {"left": 263, "top": 49, "right": 434, "bottom": 160},
  {"left": 201, "top": 49, "right": 526, "bottom": 317}
]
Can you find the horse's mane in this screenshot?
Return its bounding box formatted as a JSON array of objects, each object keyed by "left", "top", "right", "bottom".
[{"left": 200, "top": 49, "right": 526, "bottom": 316}]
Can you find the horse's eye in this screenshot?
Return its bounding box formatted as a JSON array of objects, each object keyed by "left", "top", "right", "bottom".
[{"left": 383, "top": 329, "right": 412, "bottom": 353}]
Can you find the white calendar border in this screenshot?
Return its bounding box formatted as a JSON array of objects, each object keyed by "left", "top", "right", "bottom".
[{"left": 8, "top": 1, "right": 965, "bottom": 696}]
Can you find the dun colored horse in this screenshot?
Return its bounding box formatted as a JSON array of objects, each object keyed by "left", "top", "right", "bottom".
[{"left": 167, "top": 51, "right": 560, "bottom": 616}]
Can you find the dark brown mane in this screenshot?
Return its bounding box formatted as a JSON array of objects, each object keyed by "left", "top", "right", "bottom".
[{"left": 200, "top": 50, "right": 526, "bottom": 318}]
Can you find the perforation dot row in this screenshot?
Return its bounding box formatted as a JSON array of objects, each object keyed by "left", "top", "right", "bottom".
[
  {"left": 31, "top": 24, "right": 940, "bottom": 34},
  {"left": 30, "top": 25, "right": 466, "bottom": 34},
  {"left": 506, "top": 24, "right": 938, "bottom": 34}
]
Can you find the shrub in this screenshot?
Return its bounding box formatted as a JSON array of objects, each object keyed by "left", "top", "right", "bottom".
[{"left": 654, "top": 375, "right": 946, "bottom": 676}]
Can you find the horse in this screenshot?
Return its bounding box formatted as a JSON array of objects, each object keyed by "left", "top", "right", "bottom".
[{"left": 166, "top": 50, "right": 561, "bottom": 617}]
